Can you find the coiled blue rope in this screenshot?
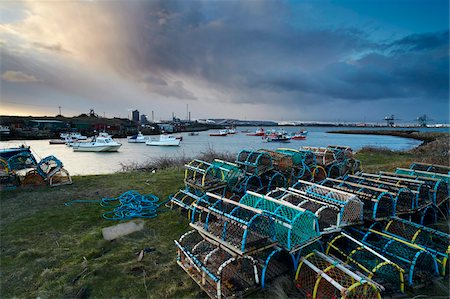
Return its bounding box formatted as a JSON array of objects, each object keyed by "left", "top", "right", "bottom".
[{"left": 65, "top": 190, "right": 169, "bottom": 220}]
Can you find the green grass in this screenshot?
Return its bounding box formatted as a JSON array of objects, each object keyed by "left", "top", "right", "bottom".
[
  {"left": 0, "top": 168, "right": 203, "bottom": 298},
  {"left": 355, "top": 147, "right": 417, "bottom": 173}
]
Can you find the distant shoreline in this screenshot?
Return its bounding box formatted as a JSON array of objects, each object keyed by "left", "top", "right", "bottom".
[{"left": 327, "top": 129, "right": 448, "bottom": 149}]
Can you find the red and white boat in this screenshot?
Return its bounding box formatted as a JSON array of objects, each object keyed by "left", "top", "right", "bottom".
[
  {"left": 291, "top": 130, "right": 308, "bottom": 140},
  {"left": 246, "top": 128, "right": 265, "bottom": 136},
  {"left": 209, "top": 129, "right": 228, "bottom": 137}
]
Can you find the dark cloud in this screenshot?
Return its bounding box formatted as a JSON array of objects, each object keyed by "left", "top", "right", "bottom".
[{"left": 1, "top": 1, "right": 448, "bottom": 121}]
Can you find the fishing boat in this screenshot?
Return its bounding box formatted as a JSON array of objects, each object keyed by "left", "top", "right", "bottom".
[
  {"left": 188, "top": 132, "right": 199, "bottom": 136},
  {"left": 291, "top": 130, "right": 308, "bottom": 140},
  {"left": 209, "top": 129, "right": 228, "bottom": 137},
  {"left": 49, "top": 139, "right": 67, "bottom": 145},
  {"left": 127, "top": 132, "right": 149, "bottom": 143},
  {"left": 60, "top": 132, "right": 87, "bottom": 140},
  {"left": 247, "top": 128, "right": 265, "bottom": 136},
  {"left": 226, "top": 127, "right": 237, "bottom": 134},
  {"left": 72, "top": 134, "right": 121, "bottom": 152},
  {"left": 146, "top": 134, "right": 180, "bottom": 146},
  {"left": 263, "top": 130, "right": 291, "bottom": 143}
]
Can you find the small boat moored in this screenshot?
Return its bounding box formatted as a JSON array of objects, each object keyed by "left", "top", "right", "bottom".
[
  {"left": 72, "top": 134, "right": 122, "bottom": 152},
  {"left": 209, "top": 129, "right": 228, "bottom": 137},
  {"left": 247, "top": 128, "right": 265, "bottom": 136},
  {"left": 146, "top": 134, "right": 181, "bottom": 146},
  {"left": 128, "top": 132, "right": 149, "bottom": 143},
  {"left": 263, "top": 130, "right": 291, "bottom": 143}
]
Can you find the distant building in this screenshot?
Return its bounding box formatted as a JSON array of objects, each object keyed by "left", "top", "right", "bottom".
[
  {"left": 29, "top": 120, "right": 66, "bottom": 130},
  {"left": 132, "top": 110, "right": 140, "bottom": 123},
  {"left": 140, "top": 114, "right": 148, "bottom": 124}
]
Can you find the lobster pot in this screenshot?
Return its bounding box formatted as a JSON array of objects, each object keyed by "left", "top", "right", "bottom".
[
  {"left": 20, "top": 169, "right": 45, "bottom": 186},
  {"left": 229, "top": 174, "right": 263, "bottom": 196},
  {"left": 260, "top": 170, "right": 287, "bottom": 193},
  {"left": 355, "top": 173, "right": 433, "bottom": 208},
  {"left": 258, "top": 149, "right": 293, "bottom": 172},
  {"left": 396, "top": 167, "right": 450, "bottom": 184},
  {"left": 210, "top": 160, "right": 244, "bottom": 190},
  {"left": 184, "top": 160, "right": 231, "bottom": 193},
  {"left": 380, "top": 171, "right": 449, "bottom": 207},
  {"left": 397, "top": 204, "right": 439, "bottom": 226},
  {"left": 0, "top": 158, "right": 19, "bottom": 190},
  {"left": 380, "top": 218, "right": 449, "bottom": 276},
  {"left": 7, "top": 151, "right": 38, "bottom": 172},
  {"left": 169, "top": 190, "right": 212, "bottom": 221},
  {"left": 271, "top": 184, "right": 362, "bottom": 233},
  {"left": 322, "top": 179, "right": 398, "bottom": 220},
  {"left": 37, "top": 155, "right": 72, "bottom": 186},
  {"left": 238, "top": 191, "right": 320, "bottom": 251},
  {"left": 192, "top": 195, "right": 277, "bottom": 255},
  {"left": 352, "top": 229, "right": 439, "bottom": 286},
  {"left": 295, "top": 251, "right": 382, "bottom": 299},
  {"left": 253, "top": 248, "right": 294, "bottom": 288},
  {"left": 342, "top": 175, "right": 419, "bottom": 212},
  {"left": 340, "top": 158, "right": 361, "bottom": 176},
  {"left": 291, "top": 180, "right": 364, "bottom": 226},
  {"left": 300, "top": 146, "right": 342, "bottom": 166},
  {"left": 326, "top": 233, "right": 405, "bottom": 294},
  {"left": 327, "top": 145, "right": 354, "bottom": 159},
  {"left": 235, "top": 150, "right": 273, "bottom": 176},
  {"left": 409, "top": 162, "right": 450, "bottom": 175},
  {"left": 175, "top": 230, "right": 260, "bottom": 299},
  {"left": 326, "top": 161, "right": 346, "bottom": 178},
  {"left": 311, "top": 165, "right": 327, "bottom": 182},
  {"left": 276, "top": 148, "right": 316, "bottom": 167}
]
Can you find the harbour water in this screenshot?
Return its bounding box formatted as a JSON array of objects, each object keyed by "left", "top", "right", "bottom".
[{"left": 0, "top": 126, "right": 441, "bottom": 175}]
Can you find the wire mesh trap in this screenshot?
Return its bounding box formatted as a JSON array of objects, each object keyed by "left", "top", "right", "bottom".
[
  {"left": 276, "top": 180, "right": 363, "bottom": 232},
  {"left": 237, "top": 191, "right": 321, "bottom": 251},
  {"left": 36, "top": 155, "right": 72, "bottom": 186},
  {"left": 338, "top": 176, "right": 419, "bottom": 213},
  {"left": 169, "top": 189, "right": 212, "bottom": 221},
  {"left": 185, "top": 159, "right": 241, "bottom": 193},
  {"left": 354, "top": 172, "right": 445, "bottom": 209},
  {"left": 175, "top": 230, "right": 260, "bottom": 299},
  {"left": 191, "top": 193, "right": 278, "bottom": 255},
  {"left": 348, "top": 227, "right": 439, "bottom": 286},
  {"left": 374, "top": 217, "right": 449, "bottom": 276},
  {"left": 235, "top": 150, "right": 273, "bottom": 176},
  {"left": 409, "top": 162, "right": 450, "bottom": 175},
  {"left": 321, "top": 178, "right": 401, "bottom": 220},
  {"left": 379, "top": 170, "right": 449, "bottom": 207},
  {"left": 326, "top": 232, "right": 405, "bottom": 294},
  {"left": 396, "top": 167, "right": 450, "bottom": 184},
  {"left": 295, "top": 250, "right": 382, "bottom": 299},
  {"left": 257, "top": 149, "right": 294, "bottom": 173}
]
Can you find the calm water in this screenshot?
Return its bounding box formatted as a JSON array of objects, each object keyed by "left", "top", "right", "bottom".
[{"left": 1, "top": 126, "right": 445, "bottom": 175}]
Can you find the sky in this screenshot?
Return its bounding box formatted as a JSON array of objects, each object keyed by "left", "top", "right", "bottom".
[{"left": 0, "top": 0, "right": 449, "bottom": 123}]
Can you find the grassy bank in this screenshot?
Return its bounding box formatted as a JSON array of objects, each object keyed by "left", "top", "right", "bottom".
[{"left": 1, "top": 146, "right": 448, "bottom": 298}]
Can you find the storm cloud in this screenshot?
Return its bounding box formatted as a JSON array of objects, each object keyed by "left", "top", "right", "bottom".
[{"left": 0, "top": 0, "right": 448, "bottom": 121}]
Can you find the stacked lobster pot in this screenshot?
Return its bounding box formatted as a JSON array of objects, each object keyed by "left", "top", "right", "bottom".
[
  {"left": 300, "top": 145, "right": 361, "bottom": 178},
  {"left": 184, "top": 159, "right": 244, "bottom": 194},
  {"left": 347, "top": 227, "right": 440, "bottom": 287},
  {"left": 174, "top": 189, "right": 322, "bottom": 298},
  {"left": 354, "top": 172, "right": 449, "bottom": 224},
  {"left": 320, "top": 178, "right": 397, "bottom": 220},
  {"left": 295, "top": 250, "right": 382, "bottom": 299},
  {"left": 267, "top": 180, "right": 363, "bottom": 233},
  {"left": 326, "top": 232, "right": 405, "bottom": 295},
  {"left": 0, "top": 147, "right": 72, "bottom": 189},
  {"left": 275, "top": 148, "right": 327, "bottom": 183},
  {"left": 370, "top": 218, "right": 450, "bottom": 277},
  {"left": 333, "top": 176, "right": 418, "bottom": 216}
]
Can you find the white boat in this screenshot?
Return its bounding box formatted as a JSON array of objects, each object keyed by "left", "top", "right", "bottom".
[
  {"left": 0, "top": 125, "right": 10, "bottom": 135},
  {"left": 146, "top": 134, "right": 180, "bottom": 146},
  {"left": 128, "top": 132, "right": 149, "bottom": 143},
  {"left": 73, "top": 134, "right": 122, "bottom": 152},
  {"left": 61, "top": 132, "right": 88, "bottom": 140}
]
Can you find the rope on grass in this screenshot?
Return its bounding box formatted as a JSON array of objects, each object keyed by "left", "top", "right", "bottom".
[{"left": 65, "top": 190, "right": 168, "bottom": 220}]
